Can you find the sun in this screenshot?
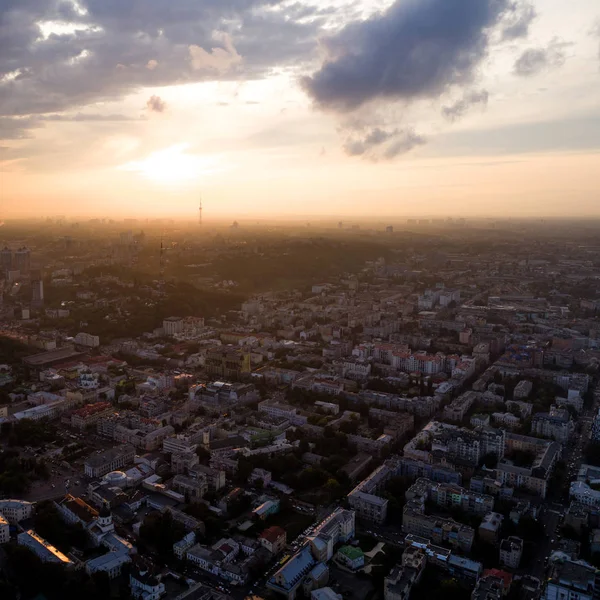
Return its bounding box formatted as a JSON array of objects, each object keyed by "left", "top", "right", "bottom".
[{"left": 119, "top": 144, "right": 222, "bottom": 185}]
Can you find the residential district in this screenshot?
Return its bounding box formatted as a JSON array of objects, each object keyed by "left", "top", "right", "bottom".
[{"left": 1, "top": 220, "right": 600, "bottom": 600}]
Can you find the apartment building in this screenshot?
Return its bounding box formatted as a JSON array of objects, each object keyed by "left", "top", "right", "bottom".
[
  {"left": 406, "top": 478, "right": 494, "bottom": 516},
  {"left": 71, "top": 402, "right": 112, "bottom": 430},
  {"left": 347, "top": 465, "right": 391, "bottom": 524},
  {"left": 402, "top": 505, "right": 474, "bottom": 552},
  {"left": 499, "top": 536, "right": 523, "bottom": 569},
  {"left": 531, "top": 406, "right": 574, "bottom": 443}
]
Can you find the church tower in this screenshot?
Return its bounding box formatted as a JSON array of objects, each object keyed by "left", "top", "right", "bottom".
[{"left": 97, "top": 504, "right": 114, "bottom": 533}]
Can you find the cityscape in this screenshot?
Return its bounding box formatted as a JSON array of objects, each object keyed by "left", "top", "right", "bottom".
[
  {"left": 0, "top": 218, "right": 600, "bottom": 600},
  {"left": 2, "top": 0, "right": 600, "bottom": 599}
]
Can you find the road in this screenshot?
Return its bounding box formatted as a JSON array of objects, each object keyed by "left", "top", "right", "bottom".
[{"left": 529, "top": 380, "right": 599, "bottom": 579}]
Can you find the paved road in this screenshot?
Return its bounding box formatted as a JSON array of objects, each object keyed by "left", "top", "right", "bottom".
[{"left": 529, "top": 381, "right": 600, "bottom": 579}]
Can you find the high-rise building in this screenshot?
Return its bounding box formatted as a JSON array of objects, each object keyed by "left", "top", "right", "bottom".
[
  {"left": 0, "top": 247, "right": 12, "bottom": 273},
  {"left": 13, "top": 247, "right": 31, "bottom": 274},
  {"left": 31, "top": 270, "right": 44, "bottom": 306}
]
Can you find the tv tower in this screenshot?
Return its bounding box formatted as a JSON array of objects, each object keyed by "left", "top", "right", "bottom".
[{"left": 198, "top": 196, "right": 203, "bottom": 226}]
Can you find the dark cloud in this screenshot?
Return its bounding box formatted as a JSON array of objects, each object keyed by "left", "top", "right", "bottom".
[
  {"left": 442, "top": 89, "right": 489, "bottom": 122},
  {"left": 146, "top": 95, "right": 167, "bottom": 113},
  {"left": 302, "top": 0, "right": 520, "bottom": 112},
  {"left": 514, "top": 39, "right": 569, "bottom": 77},
  {"left": 501, "top": 1, "right": 537, "bottom": 40},
  {"left": 0, "top": 0, "right": 325, "bottom": 125},
  {"left": 343, "top": 127, "right": 425, "bottom": 160}
]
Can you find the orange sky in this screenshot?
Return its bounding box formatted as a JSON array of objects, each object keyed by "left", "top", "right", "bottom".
[{"left": 1, "top": 0, "right": 600, "bottom": 219}]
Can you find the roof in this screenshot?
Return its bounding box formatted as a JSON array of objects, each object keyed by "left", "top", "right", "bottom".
[
  {"left": 58, "top": 494, "right": 98, "bottom": 523},
  {"left": 270, "top": 546, "right": 315, "bottom": 590},
  {"left": 484, "top": 569, "right": 513, "bottom": 590},
  {"left": 337, "top": 545, "right": 364, "bottom": 560},
  {"left": 24, "top": 346, "right": 85, "bottom": 367},
  {"left": 260, "top": 526, "right": 286, "bottom": 544}
]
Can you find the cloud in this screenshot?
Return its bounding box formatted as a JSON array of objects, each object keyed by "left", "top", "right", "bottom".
[
  {"left": 146, "top": 95, "right": 167, "bottom": 113},
  {"left": 442, "top": 89, "right": 489, "bottom": 122},
  {"left": 0, "top": 117, "right": 42, "bottom": 140},
  {"left": 501, "top": 2, "right": 537, "bottom": 40},
  {"left": 189, "top": 33, "right": 242, "bottom": 73},
  {"left": 39, "top": 113, "right": 142, "bottom": 122},
  {"left": 0, "top": 0, "right": 325, "bottom": 119},
  {"left": 514, "top": 39, "right": 569, "bottom": 77},
  {"left": 343, "top": 127, "right": 426, "bottom": 160},
  {"left": 302, "top": 0, "right": 520, "bottom": 113}
]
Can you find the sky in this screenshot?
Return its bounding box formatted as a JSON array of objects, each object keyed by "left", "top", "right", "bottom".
[{"left": 0, "top": 0, "right": 599, "bottom": 219}]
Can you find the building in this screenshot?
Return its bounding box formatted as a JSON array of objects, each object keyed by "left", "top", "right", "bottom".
[
  {"left": 513, "top": 380, "right": 533, "bottom": 400},
  {"left": 174, "top": 533, "right": 196, "bottom": 560},
  {"left": 311, "top": 589, "right": 342, "bottom": 600},
  {"left": 543, "top": 558, "right": 597, "bottom": 600},
  {"left": 308, "top": 509, "right": 355, "bottom": 562},
  {"left": 172, "top": 474, "right": 207, "bottom": 502},
  {"left": 130, "top": 566, "right": 166, "bottom": 600},
  {"left": 443, "top": 392, "right": 478, "bottom": 422},
  {"left": 472, "top": 574, "right": 504, "bottom": 600},
  {"left": 478, "top": 512, "right": 504, "bottom": 545},
  {"left": 55, "top": 494, "right": 99, "bottom": 530},
  {"left": 31, "top": 270, "right": 44, "bottom": 306},
  {"left": 569, "top": 481, "right": 600, "bottom": 507},
  {"left": 17, "top": 530, "right": 73, "bottom": 565},
  {"left": 267, "top": 545, "right": 318, "bottom": 600},
  {"left": 384, "top": 552, "right": 425, "bottom": 600},
  {"left": 0, "top": 499, "right": 34, "bottom": 523},
  {"left": 84, "top": 444, "right": 135, "bottom": 478},
  {"left": 499, "top": 536, "right": 523, "bottom": 569},
  {"left": 253, "top": 499, "right": 280, "bottom": 520},
  {"left": 13, "top": 247, "right": 31, "bottom": 274},
  {"left": 163, "top": 317, "right": 184, "bottom": 336},
  {"left": 335, "top": 546, "right": 364, "bottom": 570},
  {"left": 74, "top": 332, "right": 101, "bottom": 348},
  {"left": 259, "top": 400, "right": 306, "bottom": 425},
  {"left": 531, "top": 406, "right": 574, "bottom": 443},
  {"left": 497, "top": 433, "right": 561, "bottom": 499},
  {"left": 401, "top": 505, "right": 474, "bottom": 552},
  {"left": 86, "top": 550, "right": 131, "bottom": 578},
  {"left": 71, "top": 401, "right": 112, "bottom": 430},
  {"left": 347, "top": 465, "right": 391, "bottom": 524},
  {"left": 188, "top": 464, "right": 227, "bottom": 492},
  {"left": 406, "top": 478, "right": 495, "bottom": 516},
  {"left": 260, "top": 526, "right": 287, "bottom": 555},
  {"left": 0, "top": 514, "right": 9, "bottom": 544}
]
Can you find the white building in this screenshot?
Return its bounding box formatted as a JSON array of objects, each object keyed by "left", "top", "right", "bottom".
[
  {"left": 0, "top": 499, "right": 34, "bottom": 523},
  {"left": 570, "top": 481, "right": 600, "bottom": 507},
  {"left": 74, "top": 332, "right": 100, "bottom": 348},
  {"left": 130, "top": 568, "right": 166, "bottom": 599},
  {"left": 499, "top": 536, "right": 523, "bottom": 569},
  {"left": 86, "top": 550, "right": 131, "bottom": 578},
  {"left": 163, "top": 317, "right": 184, "bottom": 336}
]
